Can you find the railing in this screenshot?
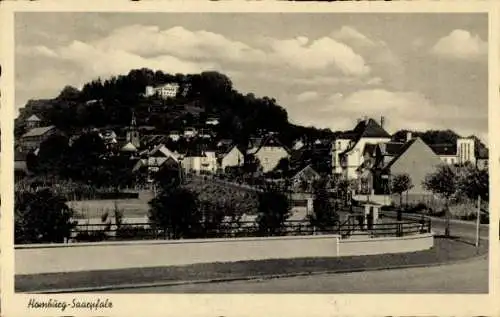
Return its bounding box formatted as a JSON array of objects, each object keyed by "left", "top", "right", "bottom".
[{"left": 68, "top": 217, "right": 432, "bottom": 243}]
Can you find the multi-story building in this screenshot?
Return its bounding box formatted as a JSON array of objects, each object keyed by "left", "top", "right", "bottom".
[
  {"left": 247, "top": 134, "right": 290, "bottom": 173},
  {"left": 331, "top": 117, "right": 391, "bottom": 179},
  {"left": 144, "top": 83, "right": 180, "bottom": 99}
]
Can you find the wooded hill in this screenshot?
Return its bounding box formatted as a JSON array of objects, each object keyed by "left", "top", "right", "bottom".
[{"left": 16, "top": 68, "right": 487, "bottom": 152}]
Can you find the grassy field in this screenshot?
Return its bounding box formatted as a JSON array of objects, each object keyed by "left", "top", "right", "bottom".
[
  {"left": 16, "top": 237, "right": 487, "bottom": 293},
  {"left": 68, "top": 190, "right": 154, "bottom": 219}
]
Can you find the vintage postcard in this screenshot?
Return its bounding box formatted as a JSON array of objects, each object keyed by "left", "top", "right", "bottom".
[{"left": 0, "top": 1, "right": 498, "bottom": 317}]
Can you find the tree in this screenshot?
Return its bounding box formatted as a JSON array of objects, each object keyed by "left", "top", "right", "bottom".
[
  {"left": 66, "top": 132, "right": 107, "bottom": 182},
  {"left": 390, "top": 173, "right": 413, "bottom": 209},
  {"left": 154, "top": 162, "right": 182, "bottom": 190},
  {"left": 15, "top": 189, "right": 76, "bottom": 244},
  {"left": 456, "top": 165, "right": 489, "bottom": 201},
  {"left": 34, "top": 134, "right": 70, "bottom": 177},
  {"left": 148, "top": 187, "right": 201, "bottom": 239},
  {"left": 256, "top": 190, "right": 291, "bottom": 236},
  {"left": 308, "top": 178, "right": 339, "bottom": 232},
  {"left": 423, "top": 165, "right": 458, "bottom": 237}
]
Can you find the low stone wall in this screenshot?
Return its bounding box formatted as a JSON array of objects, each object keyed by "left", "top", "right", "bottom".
[
  {"left": 16, "top": 233, "right": 434, "bottom": 276},
  {"left": 16, "top": 235, "right": 340, "bottom": 275},
  {"left": 338, "top": 233, "right": 434, "bottom": 256}
]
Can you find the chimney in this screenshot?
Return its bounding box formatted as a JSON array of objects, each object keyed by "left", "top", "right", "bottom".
[
  {"left": 406, "top": 131, "right": 412, "bottom": 142},
  {"left": 380, "top": 116, "right": 385, "bottom": 128},
  {"left": 363, "top": 116, "right": 368, "bottom": 123}
]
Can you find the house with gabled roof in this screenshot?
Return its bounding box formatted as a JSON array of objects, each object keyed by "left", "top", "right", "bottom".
[
  {"left": 357, "top": 136, "right": 443, "bottom": 196},
  {"left": 146, "top": 144, "right": 179, "bottom": 167},
  {"left": 247, "top": 134, "right": 290, "bottom": 173},
  {"left": 217, "top": 144, "right": 245, "bottom": 171},
  {"left": 19, "top": 125, "right": 58, "bottom": 152},
  {"left": 289, "top": 164, "right": 321, "bottom": 193},
  {"left": 182, "top": 145, "right": 218, "bottom": 175},
  {"left": 25, "top": 114, "right": 42, "bottom": 129},
  {"left": 332, "top": 117, "right": 391, "bottom": 179}
]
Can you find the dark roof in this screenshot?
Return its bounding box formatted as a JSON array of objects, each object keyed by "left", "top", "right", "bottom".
[
  {"left": 377, "top": 142, "right": 406, "bottom": 156},
  {"left": 339, "top": 118, "right": 390, "bottom": 154},
  {"left": 185, "top": 148, "right": 205, "bottom": 157},
  {"left": 353, "top": 118, "right": 391, "bottom": 139},
  {"left": 337, "top": 131, "right": 357, "bottom": 140},
  {"left": 250, "top": 135, "right": 289, "bottom": 154},
  {"left": 383, "top": 138, "right": 419, "bottom": 171},
  {"left": 429, "top": 144, "right": 456, "bottom": 156}
]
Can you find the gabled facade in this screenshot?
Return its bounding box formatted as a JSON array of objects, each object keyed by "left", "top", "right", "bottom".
[
  {"left": 290, "top": 164, "right": 321, "bottom": 193},
  {"left": 25, "top": 114, "right": 42, "bottom": 129},
  {"left": 362, "top": 137, "right": 443, "bottom": 196},
  {"left": 19, "top": 125, "right": 58, "bottom": 152},
  {"left": 248, "top": 135, "right": 289, "bottom": 173},
  {"left": 182, "top": 147, "right": 217, "bottom": 175},
  {"left": 332, "top": 117, "right": 391, "bottom": 179},
  {"left": 219, "top": 145, "right": 245, "bottom": 171}
]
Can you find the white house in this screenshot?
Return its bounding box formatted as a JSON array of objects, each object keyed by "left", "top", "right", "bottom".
[
  {"left": 145, "top": 83, "right": 180, "bottom": 99},
  {"left": 168, "top": 131, "right": 181, "bottom": 142},
  {"left": 331, "top": 117, "right": 391, "bottom": 179},
  {"left": 25, "top": 114, "right": 42, "bottom": 129},
  {"left": 183, "top": 148, "right": 217, "bottom": 175},
  {"left": 248, "top": 135, "right": 290, "bottom": 173},
  {"left": 183, "top": 127, "right": 198, "bottom": 139},
  {"left": 200, "top": 150, "right": 218, "bottom": 174},
  {"left": 206, "top": 117, "right": 220, "bottom": 126},
  {"left": 219, "top": 145, "right": 245, "bottom": 170}
]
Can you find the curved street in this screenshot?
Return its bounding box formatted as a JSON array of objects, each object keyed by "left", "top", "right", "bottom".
[{"left": 105, "top": 255, "right": 488, "bottom": 293}]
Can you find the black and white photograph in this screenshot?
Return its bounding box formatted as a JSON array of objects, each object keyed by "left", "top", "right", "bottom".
[{"left": 0, "top": 3, "right": 496, "bottom": 317}]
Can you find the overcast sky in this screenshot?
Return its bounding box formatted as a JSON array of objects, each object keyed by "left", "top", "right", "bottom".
[{"left": 15, "top": 13, "right": 488, "bottom": 142}]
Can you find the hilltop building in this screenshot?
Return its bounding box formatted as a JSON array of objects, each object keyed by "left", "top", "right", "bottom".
[{"left": 145, "top": 83, "right": 180, "bottom": 99}]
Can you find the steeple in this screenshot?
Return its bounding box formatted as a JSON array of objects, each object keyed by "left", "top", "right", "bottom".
[
  {"left": 126, "top": 110, "right": 140, "bottom": 148},
  {"left": 131, "top": 110, "right": 137, "bottom": 128}
]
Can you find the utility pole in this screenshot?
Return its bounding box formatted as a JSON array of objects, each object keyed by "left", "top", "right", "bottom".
[{"left": 475, "top": 195, "right": 481, "bottom": 248}]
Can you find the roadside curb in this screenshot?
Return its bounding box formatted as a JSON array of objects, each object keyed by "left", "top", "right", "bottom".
[{"left": 33, "top": 253, "right": 488, "bottom": 294}]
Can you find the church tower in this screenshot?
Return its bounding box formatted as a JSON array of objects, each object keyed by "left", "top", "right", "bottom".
[{"left": 126, "top": 111, "right": 141, "bottom": 148}]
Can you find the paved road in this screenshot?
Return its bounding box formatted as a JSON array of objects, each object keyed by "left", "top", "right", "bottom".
[
  {"left": 105, "top": 256, "right": 488, "bottom": 293},
  {"left": 383, "top": 212, "right": 489, "bottom": 241}
]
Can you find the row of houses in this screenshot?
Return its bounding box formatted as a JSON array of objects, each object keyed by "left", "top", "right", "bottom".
[
  {"left": 331, "top": 117, "right": 488, "bottom": 196},
  {"left": 15, "top": 113, "right": 489, "bottom": 198}
]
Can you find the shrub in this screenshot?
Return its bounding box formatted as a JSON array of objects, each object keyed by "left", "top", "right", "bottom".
[
  {"left": 15, "top": 189, "right": 76, "bottom": 244},
  {"left": 73, "top": 230, "right": 107, "bottom": 242},
  {"left": 256, "top": 190, "right": 291, "bottom": 236},
  {"left": 115, "top": 225, "right": 155, "bottom": 240}
]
